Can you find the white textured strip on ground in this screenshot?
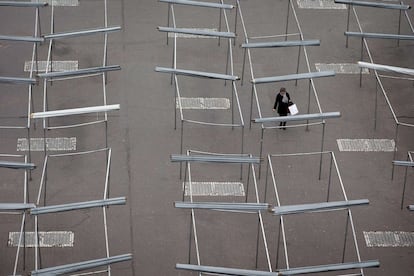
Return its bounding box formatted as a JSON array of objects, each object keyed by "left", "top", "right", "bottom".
[
  {"left": 177, "top": 97, "right": 230, "bottom": 109},
  {"left": 17, "top": 137, "right": 76, "bottom": 151},
  {"left": 364, "top": 231, "right": 414, "bottom": 247},
  {"left": 184, "top": 181, "right": 245, "bottom": 196},
  {"left": 297, "top": 0, "right": 346, "bottom": 9},
  {"left": 24, "top": 61, "right": 78, "bottom": 72},
  {"left": 8, "top": 231, "right": 74, "bottom": 247},
  {"left": 31, "top": 0, "right": 79, "bottom": 6},
  {"left": 168, "top": 28, "right": 218, "bottom": 39},
  {"left": 337, "top": 139, "right": 395, "bottom": 152},
  {"left": 315, "top": 63, "right": 369, "bottom": 74}
]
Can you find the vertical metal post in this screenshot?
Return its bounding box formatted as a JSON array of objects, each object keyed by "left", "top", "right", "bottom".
[
  {"left": 187, "top": 212, "right": 193, "bottom": 264},
  {"left": 391, "top": 124, "right": 399, "bottom": 180},
  {"left": 275, "top": 218, "right": 282, "bottom": 269},
  {"left": 345, "top": 4, "right": 351, "bottom": 48},
  {"left": 285, "top": 0, "right": 290, "bottom": 41},
  {"left": 318, "top": 122, "right": 326, "bottom": 180},
  {"left": 397, "top": 7, "right": 402, "bottom": 47},
  {"left": 182, "top": 161, "right": 188, "bottom": 201},
  {"left": 166, "top": 3, "right": 170, "bottom": 45},
  {"left": 180, "top": 120, "right": 184, "bottom": 179},
  {"left": 359, "top": 38, "right": 363, "bottom": 87},
  {"left": 374, "top": 78, "right": 378, "bottom": 130},
  {"left": 327, "top": 153, "right": 333, "bottom": 202},
  {"left": 225, "top": 42, "right": 230, "bottom": 87},
  {"left": 218, "top": 8, "right": 222, "bottom": 46},
  {"left": 249, "top": 85, "right": 254, "bottom": 129},
  {"left": 255, "top": 216, "right": 260, "bottom": 269},
  {"left": 245, "top": 162, "right": 250, "bottom": 203},
  {"left": 234, "top": 2, "right": 238, "bottom": 46},
  {"left": 264, "top": 159, "right": 269, "bottom": 203},
  {"left": 400, "top": 157, "right": 409, "bottom": 210},
  {"left": 241, "top": 48, "right": 247, "bottom": 86},
  {"left": 28, "top": 127, "right": 32, "bottom": 181},
  {"left": 174, "top": 75, "right": 177, "bottom": 130},
  {"left": 306, "top": 80, "right": 311, "bottom": 131},
  {"left": 231, "top": 82, "right": 234, "bottom": 127},
  {"left": 258, "top": 127, "right": 264, "bottom": 179},
  {"left": 342, "top": 211, "right": 350, "bottom": 263},
  {"left": 295, "top": 45, "right": 302, "bottom": 85}
]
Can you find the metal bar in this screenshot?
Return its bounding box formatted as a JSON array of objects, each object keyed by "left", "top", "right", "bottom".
[
  {"left": 158, "top": 26, "right": 234, "bottom": 38},
  {"left": 0, "top": 76, "right": 37, "bottom": 85},
  {"left": 174, "top": 201, "right": 270, "bottom": 211},
  {"left": 271, "top": 199, "right": 369, "bottom": 215},
  {"left": 43, "top": 26, "right": 121, "bottom": 39},
  {"left": 171, "top": 154, "right": 260, "bottom": 163},
  {"left": 159, "top": 0, "right": 233, "bottom": 9},
  {"left": 155, "top": 66, "right": 239, "bottom": 81},
  {"left": 31, "top": 254, "right": 132, "bottom": 275},
  {"left": 0, "top": 34, "right": 44, "bottom": 42},
  {"left": 334, "top": 0, "right": 410, "bottom": 10},
  {"left": 0, "top": 161, "right": 36, "bottom": 170},
  {"left": 30, "top": 197, "right": 126, "bottom": 215},
  {"left": 37, "top": 65, "right": 121, "bottom": 79},
  {"left": 241, "top": 40, "right": 320, "bottom": 48},
  {"left": 393, "top": 160, "right": 414, "bottom": 167},
  {"left": 0, "top": 1, "right": 48, "bottom": 7},
  {"left": 254, "top": 111, "right": 341, "bottom": 123},
  {"left": 345, "top": 31, "right": 414, "bottom": 40},
  {"left": 176, "top": 263, "right": 277, "bottom": 275},
  {"left": 358, "top": 61, "right": 414, "bottom": 76},
  {"left": 31, "top": 104, "right": 120, "bottom": 119},
  {"left": 408, "top": 205, "right": 414, "bottom": 211},
  {"left": 0, "top": 203, "right": 36, "bottom": 210},
  {"left": 252, "top": 71, "right": 335, "bottom": 84}
]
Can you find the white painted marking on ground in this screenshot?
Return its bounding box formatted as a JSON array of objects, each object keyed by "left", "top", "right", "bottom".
[
  {"left": 184, "top": 181, "right": 245, "bottom": 196},
  {"left": 17, "top": 137, "right": 77, "bottom": 151},
  {"left": 24, "top": 61, "right": 78, "bottom": 72},
  {"left": 337, "top": 139, "right": 395, "bottom": 152},
  {"left": 315, "top": 63, "right": 369, "bottom": 74},
  {"left": 297, "top": 0, "right": 346, "bottom": 9},
  {"left": 177, "top": 97, "right": 230, "bottom": 109},
  {"left": 32, "top": 0, "right": 79, "bottom": 6},
  {"left": 8, "top": 231, "right": 74, "bottom": 247},
  {"left": 364, "top": 231, "right": 414, "bottom": 247},
  {"left": 168, "top": 28, "right": 219, "bottom": 39}
]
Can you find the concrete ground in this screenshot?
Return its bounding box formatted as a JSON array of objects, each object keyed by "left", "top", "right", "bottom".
[{"left": 0, "top": 0, "right": 413, "bottom": 275}]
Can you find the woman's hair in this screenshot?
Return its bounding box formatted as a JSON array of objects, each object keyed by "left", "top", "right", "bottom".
[{"left": 280, "top": 87, "right": 286, "bottom": 92}]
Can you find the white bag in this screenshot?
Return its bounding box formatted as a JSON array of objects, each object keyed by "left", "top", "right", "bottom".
[{"left": 288, "top": 103, "right": 299, "bottom": 115}]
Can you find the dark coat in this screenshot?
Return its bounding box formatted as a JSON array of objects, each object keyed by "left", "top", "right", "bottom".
[{"left": 273, "top": 92, "right": 291, "bottom": 115}]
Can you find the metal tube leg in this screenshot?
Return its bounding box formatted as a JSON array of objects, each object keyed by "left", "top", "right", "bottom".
[
  {"left": 342, "top": 212, "right": 350, "bottom": 263},
  {"left": 255, "top": 216, "right": 260, "bottom": 269},
  {"left": 318, "top": 123, "right": 326, "bottom": 180},
  {"left": 391, "top": 124, "right": 399, "bottom": 180},
  {"left": 285, "top": 0, "right": 290, "bottom": 41},
  {"left": 327, "top": 153, "right": 333, "bottom": 202},
  {"left": 241, "top": 48, "right": 247, "bottom": 86},
  {"left": 276, "top": 218, "right": 282, "bottom": 269},
  {"left": 345, "top": 5, "right": 351, "bottom": 48},
  {"left": 400, "top": 157, "right": 409, "bottom": 210},
  {"left": 249, "top": 85, "right": 254, "bottom": 129},
  {"left": 258, "top": 128, "right": 264, "bottom": 179},
  {"left": 218, "top": 8, "right": 222, "bottom": 46},
  {"left": 359, "top": 38, "right": 363, "bottom": 87},
  {"left": 246, "top": 163, "right": 251, "bottom": 203},
  {"left": 188, "top": 212, "right": 193, "bottom": 264},
  {"left": 234, "top": 2, "right": 238, "bottom": 46},
  {"left": 180, "top": 120, "right": 184, "bottom": 179}
]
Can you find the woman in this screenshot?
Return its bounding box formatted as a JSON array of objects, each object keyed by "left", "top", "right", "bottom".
[{"left": 272, "top": 87, "right": 291, "bottom": 130}]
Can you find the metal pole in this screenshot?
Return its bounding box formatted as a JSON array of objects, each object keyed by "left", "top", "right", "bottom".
[
  {"left": 255, "top": 216, "right": 260, "bottom": 269},
  {"left": 285, "top": 0, "right": 290, "bottom": 41},
  {"left": 327, "top": 153, "right": 333, "bottom": 202},
  {"left": 240, "top": 127, "right": 245, "bottom": 180},
  {"left": 218, "top": 8, "right": 222, "bottom": 46},
  {"left": 180, "top": 120, "right": 184, "bottom": 179},
  {"left": 359, "top": 38, "right": 363, "bottom": 87},
  {"left": 241, "top": 48, "right": 247, "bottom": 85},
  {"left": 295, "top": 45, "right": 302, "bottom": 86},
  {"left": 374, "top": 79, "right": 378, "bottom": 130},
  {"left": 246, "top": 162, "right": 250, "bottom": 203},
  {"left": 397, "top": 7, "right": 402, "bottom": 47},
  {"left": 182, "top": 161, "right": 188, "bottom": 201},
  {"left": 249, "top": 85, "right": 254, "bottom": 129},
  {"left": 233, "top": 2, "right": 238, "bottom": 46},
  {"left": 188, "top": 212, "right": 192, "bottom": 264},
  {"left": 276, "top": 218, "right": 282, "bottom": 269},
  {"left": 174, "top": 76, "right": 177, "bottom": 130},
  {"left": 346, "top": 4, "right": 351, "bottom": 48},
  {"left": 166, "top": 3, "right": 170, "bottom": 45},
  {"left": 264, "top": 159, "right": 269, "bottom": 203},
  {"left": 391, "top": 124, "right": 399, "bottom": 180},
  {"left": 318, "top": 122, "right": 326, "bottom": 180},
  {"left": 400, "top": 159, "right": 409, "bottom": 209},
  {"left": 342, "top": 211, "right": 350, "bottom": 263},
  {"left": 231, "top": 82, "right": 234, "bottom": 127},
  {"left": 258, "top": 127, "right": 264, "bottom": 179},
  {"left": 306, "top": 80, "right": 311, "bottom": 131}
]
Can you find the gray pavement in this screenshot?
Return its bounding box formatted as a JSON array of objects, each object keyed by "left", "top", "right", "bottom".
[{"left": 0, "top": 0, "right": 413, "bottom": 275}]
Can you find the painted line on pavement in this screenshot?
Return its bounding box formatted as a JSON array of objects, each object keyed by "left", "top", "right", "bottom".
[
  {"left": 24, "top": 61, "right": 78, "bottom": 72},
  {"left": 315, "top": 63, "right": 369, "bottom": 74},
  {"left": 337, "top": 139, "right": 395, "bottom": 152},
  {"left": 177, "top": 97, "right": 230, "bottom": 109},
  {"left": 168, "top": 28, "right": 218, "bottom": 39},
  {"left": 17, "top": 137, "right": 77, "bottom": 151},
  {"left": 8, "top": 231, "right": 74, "bottom": 247},
  {"left": 184, "top": 181, "right": 245, "bottom": 196},
  {"left": 364, "top": 231, "right": 414, "bottom": 247},
  {"left": 297, "top": 0, "right": 346, "bottom": 9}
]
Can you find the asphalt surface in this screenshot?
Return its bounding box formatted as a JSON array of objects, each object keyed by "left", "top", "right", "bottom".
[{"left": 0, "top": 0, "right": 413, "bottom": 275}]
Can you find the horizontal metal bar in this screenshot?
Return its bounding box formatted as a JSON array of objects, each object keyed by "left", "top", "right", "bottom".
[
  {"left": 43, "top": 26, "right": 121, "bottom": 40},
  {"left": 176, "top": 263, "right": 277, "bottom": 276},
  {"left": 0, "top": 34, "right": 44, "bottom": 42},
  {"left": 158, "top": 26, "right": 235, "bottom": 38},
  {"left": 176, "top": 260, "right": 379, "bottom": 275},
  {"left": 0, "top": 161, "right": 36, "bottom": 170},
  {"left": 334, "top": 0, "right": 410, "bottom": 10},
  {"left": 252, "top": 71, "right": 335, "bottom": 84},
  {"left": 242, "top": 39, "right": 320, "bottom": 48},
  {"left": 30, "top": 197, "right": 126, "bottom": 215},
  {"left": 392, "top": 161, "right": 414, "bottom": 167},
  {"left": 345, "top": 32, "right": 414, "bottom": 40},
  {"left": 174, "top": 201, "right": 270, "bottom": 211},
  {"left": 170, "top": 154, "right": 260, "bottom": 163},
  {"left": 159, "top": 0, "right": 233, "bottom": 9},
  {"left": 0, "top": 1, "right": 48, "bottom": 7},
  {"left": 37, "top": 65, "right": 121, "bottom": 79},
  {"left": 358, "top": 61, "right": 414, "bottom": 76},
  {"left": 0, "top": 203, "right": 36, "bottom": 211},
  {"left": 0, "top": 76, "right": 37, "bottom": 85},
  {"left": 254, "top": 111, "right": 341, "bottom": 123},
  {"left": 278, "top": 260, "right": 380, "bottom": 275},
  {"left": 155, "top": 67, "right": 239, "bottom": 81},
  {"left": 271, "top": 199, "right": 369, "bottom": 215},
  {"left": 31, "top": 104, "right": 120, "bottom": 119},
  {"left": 408, "top": 205, "right": 414, "bottom": 211},
  {"left": 31, "top": 254, "right": 132, "bottom": 275}
]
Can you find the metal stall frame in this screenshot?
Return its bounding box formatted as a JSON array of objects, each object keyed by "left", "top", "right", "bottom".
[
  {"left": 0, "top": 154, "right": 36, "bottom": 275},
  {"left": 264, "top": 151, "right": 379, "bottom": 275},
  {"left": 337, "top": 0, "right": 414, "bottom": 178},
  {"left": 157, "top": 0, "right": 245, "bottom": 169},
  {"left": 31, "top": 147, "right": 130, "bottom": 275},
  {"left": 172, "top": 149, "right": 276, "bottom": 273}
]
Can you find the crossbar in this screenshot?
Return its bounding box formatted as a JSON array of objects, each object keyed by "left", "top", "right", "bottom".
[
  {"left": 345, "top": 32, "right": 414, "bottom": 40},
  {"left": 171, "top": 154, "right": 260, "bottom": 163},
  {"left": 0, "top": 161, "right": 36, "bottom": 170},
  {"left": 159, "top": 0, "right": 234, "bottom": 9},
  {"left": 43, "top": 26, "right": 121, "bottom": 40},
  {"left": 174, "top": 201, "right": 270, "bottom": 211},
  {"left": 271, "top": 199, "right": 369, "bottom": 215},
  {"left": 252, "top": 71, "right": 335, "bottom": 84},
  {"left": 31, "top": 104, "right": 120, "bottom": 119},
  {"left": 0, "top": 35, "right": 44, "bottom": 42},
  {"left": 37, "top": 65, "right": 121, "bottom": 79},
  {"left": 254, "top": 112, "right": 341, "bottom": 123},
  {"left": 334, "top": 0, "right": 410, "bottom": 10},
  {"left": 158, "top": 26, "right": 235, "bottom": 38},
  {"left": 358, "top": 61, "right": 414, "bottom": 76},
  {"left": 0, "top": 203, "right": 36, "bottom": 211},
  {"left": 392, "top": 161, "right": 414, "bottom": 167},
  {"left": 242, "top": 40, "right": 320, "bottom": 48},
  {"left": 0, "top": 1, "right": 48, "bottom": 7},
  {"left": 155, "top": 66, "right": 239, "bottom": 81}
]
